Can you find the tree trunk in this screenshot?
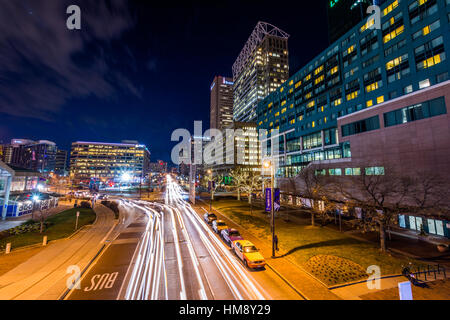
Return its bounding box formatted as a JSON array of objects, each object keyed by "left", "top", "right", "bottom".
[
  {"left": 211, "top": 190, "right": 214, "bottom": 201},
  {"left": 237, "top": 189, "right": 240, "bottom": 201},
  {"left": 248, "top": 193, "right": 252, "bottom": 205},
  {"left": 311, "top": 213, "right": 315, "bottom": 226},
  {"left": 379, "top": 223, "right": 386, "bottom": 252}
]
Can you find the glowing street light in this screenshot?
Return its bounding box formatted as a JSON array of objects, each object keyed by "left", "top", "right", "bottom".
[{"left": 121, "top": 172, "right": 132, "bottom": 182}]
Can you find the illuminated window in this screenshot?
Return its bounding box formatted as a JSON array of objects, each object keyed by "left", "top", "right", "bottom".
[
  {"left": 346, "top": 91, "right": 359, "bottom": 101},
  {"left": 386, "top": 54, "right": 407, "bottom": 70},
  {"left": 367, "top": 100, "right": 373, "bottom": 107},
  {"left": 383, "top": 25, "right": 404, "bottom": 43},
  {"left": 347, "top": 45, "right": 355, "bottom": 54},
  {"left": 330, "top": 66, "right": 339, "bottom": 75},
  {"left": 281, "top": 107, "right": 287, "bottom": 114},
  {"left": 333, "top": 98, "right": 342, "bottom": 106},
  {"left": 383, "top": 0, "right": 399, "bottom": 17},
  {"left": 305, "top": 74, "right": 311, "bottom": 81},
  {"left": 377, "top": 96, "right": 385, "bottom": 104},
  {"left": 289, "top": 119, "right": 295, "bottom": 125},
  {"left": 360, "top": 19, "right": 375, "bottom": 32},
  {"left": 418, "top": 53, "right": 445, "bottom": 70},
  {"left": 366, "top": 82, "right": 379, "bottom": 93},
  {"left": 314, "top": 65, "right": 324, "bottom": 75},
  {"left": 306, "top": 101, "right": 315, "bottom": 108},
  {"left": 281, "top": 100, "right": 287, "bottom": 106},
  {"left": 275, "top": 112, "right": 280, "bottom": 117},
  {"left": 295, "top": 81, "right": 302, "bottom": 88},
  {"left": 315, "top": 75, "right": 324, "bottom": 84},
  {"left": 289, "top": 80, "right": 294, "bottom": 86}
]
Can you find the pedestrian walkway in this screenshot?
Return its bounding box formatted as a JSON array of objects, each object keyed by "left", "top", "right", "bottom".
[
  {"left": 0, "top": 204, "right": 116, "bottom": 300},
  {"left": 331, "top": 269, "right": 449, "bottom": 300},
  {"left": 195, "top": 200, "right": 340, "bottom": 300}
]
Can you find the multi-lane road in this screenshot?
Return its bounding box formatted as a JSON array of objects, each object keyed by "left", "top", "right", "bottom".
[{"left": 66, "top": 176, "right": 302, "bottom": 300}]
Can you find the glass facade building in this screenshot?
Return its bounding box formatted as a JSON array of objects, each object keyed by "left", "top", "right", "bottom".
[
  {"left": 232, "top": 22, "right": 290, "bottom": 123},
  {"left": 257, "top": 0, "right": 450, "bottom": 177},
  {"left": 69, "top": 141, "right": 150, "bottom": 182}
]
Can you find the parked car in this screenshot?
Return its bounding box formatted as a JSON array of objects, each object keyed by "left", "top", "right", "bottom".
[
  {"left": 232, "top": 240, "right": 266, "bottom": 269},
  {"left": 203, "top": 213, "right": 217, "bottom": 225},
  {"left": 212, "top": 220, "right": 228, "bottom": 234},
  {"left": 221, "top": 228, "right": 243, "bottom": 247}
]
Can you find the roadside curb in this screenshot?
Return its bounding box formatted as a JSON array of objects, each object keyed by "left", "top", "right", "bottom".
[
  {"left": 328, "top": 273, "right": 403, "bottom": 290},
  {"left": 264, "top": 262, "right": 308, "bottom": 300}
]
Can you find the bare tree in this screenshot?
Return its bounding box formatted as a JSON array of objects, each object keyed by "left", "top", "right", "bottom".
[
  {"left": 297, "top": 166, "right": 335, "bottom": 226},
  {"left": 36, "top": 208, "right": 49, "bottom": 234},
  {"left": 408, "top": 172, "right": 450, "bottom": 218},
  {"left": 335, "top": 167, "right": 413, "bottom": 252}
]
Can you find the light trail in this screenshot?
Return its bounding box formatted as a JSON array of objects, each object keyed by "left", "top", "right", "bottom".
[{"left": 123, "top": 175, "right": 272, "bottom": 300}]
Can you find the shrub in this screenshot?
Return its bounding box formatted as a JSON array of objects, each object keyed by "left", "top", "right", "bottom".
[
  {"left": 101, "top": 201, "right": 119, "bottom": 219},
  {"left": 79, "top": 201, "right": 92, "bottom": 209}
]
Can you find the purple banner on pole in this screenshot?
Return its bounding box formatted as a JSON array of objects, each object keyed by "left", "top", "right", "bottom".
[
  {"left": 274, "top": 188, "right": 281, "bottom": 212},
  {"left": 265, "top": 188, "right": 271, "bottom": 212}
]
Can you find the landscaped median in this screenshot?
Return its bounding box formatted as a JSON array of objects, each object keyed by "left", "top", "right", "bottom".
[
  {"left": 0, "top": 208, "right": 96, "bottom": 251},
  {"left": 205, "top": 198, "right": 418, "bottom": 287}
]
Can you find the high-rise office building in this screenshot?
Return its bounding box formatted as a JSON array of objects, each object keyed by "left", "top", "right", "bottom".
[
  {"left": 1, "top": 139, "right": 34, "bottom": 165},
  {"left": 55, "top": 149, "right": 69, "bottom": 176},
  {"left": 3, "top": 139, "right": 57, "bottom": 173},
  {"left": 207, "top": 122, "right": 261, "bottom": 176},
  {"left": 257, "top": 0, "right": 450, "bottom": 178},
  {"left": 210, "top": 76, "right": 234, "bottom": 130},
  {"left": 327, "top": 0, "right": 388, "bottom": 44},
  {"left": 69, "top": 141, "right": 150, "bottom": 182},
  {"left": 232, "top": 21, "right": 290, "bottom": 123}
]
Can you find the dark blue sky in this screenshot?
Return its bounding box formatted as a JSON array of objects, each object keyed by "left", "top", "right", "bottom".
[{"left": 0, "top": 0, "right": 329, "bottom": 164}]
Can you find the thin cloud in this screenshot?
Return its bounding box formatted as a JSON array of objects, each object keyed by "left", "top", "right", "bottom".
[{"left": 0, "top": 0, "right": 139, "bottom": 121}]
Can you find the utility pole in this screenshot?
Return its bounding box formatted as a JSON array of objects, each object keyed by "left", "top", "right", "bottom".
[
  {"left": 264, "top": 160, "right": 276, "bottom": 258},
  {"left": 270, "top": 164, "right": 275, "bottom": 258}
]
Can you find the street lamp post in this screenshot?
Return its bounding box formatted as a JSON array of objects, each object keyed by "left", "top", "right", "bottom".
[
  {"left": 264, "top": 160, "right": 276, "bottom": 258},
  {"left": 208, "top": 169, "right": 212, "bottom": 211}
]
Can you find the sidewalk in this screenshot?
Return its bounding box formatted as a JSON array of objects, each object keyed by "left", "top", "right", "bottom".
[
  {"left": 0, "top": 204, "right": 116, "bottom": 300},
  {"left": 331, "top": 271, "right": 449, "bottom": 300},
  {"left": 195, "top": 200, "right": 340, "bottom": 300}
]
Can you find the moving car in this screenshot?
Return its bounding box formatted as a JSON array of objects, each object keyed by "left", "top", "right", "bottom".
[
  {"left": 232, "top": 240, "right": 266, "bottom": 269},
  {"left": 203, "top": 213, "right": 217, "bottom": 225},
  {"left": 212, "top": 220, "right": 228, "bottom": 234},
  {"left": 221, "top": 228, "right": 243, "bottom": 246}
]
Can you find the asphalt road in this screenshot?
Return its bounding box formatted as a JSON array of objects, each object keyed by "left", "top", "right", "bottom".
[{"left": 66, "top": 176, "right": 303, "bottom": 300}]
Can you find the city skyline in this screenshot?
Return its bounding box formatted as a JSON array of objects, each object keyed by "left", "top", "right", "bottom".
[{"left": 0, "top": 0, "right": 330, "bottom": 163}]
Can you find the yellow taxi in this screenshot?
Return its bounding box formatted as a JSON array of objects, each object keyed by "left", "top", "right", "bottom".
[{"left": 232, "top": 240, "right": 266, "bottom": 269}]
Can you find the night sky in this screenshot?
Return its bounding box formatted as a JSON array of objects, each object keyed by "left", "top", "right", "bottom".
[{"left": 0, "top": 0, "right": 329, "bottom": 164}]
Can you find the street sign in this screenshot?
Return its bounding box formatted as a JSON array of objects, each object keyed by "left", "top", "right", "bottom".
[
  {"left": 398, "top": 281, "right": 413, "bottom": 300},
  {"left": 265, "top": 188, "right": 271, "bottom": 212}
]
